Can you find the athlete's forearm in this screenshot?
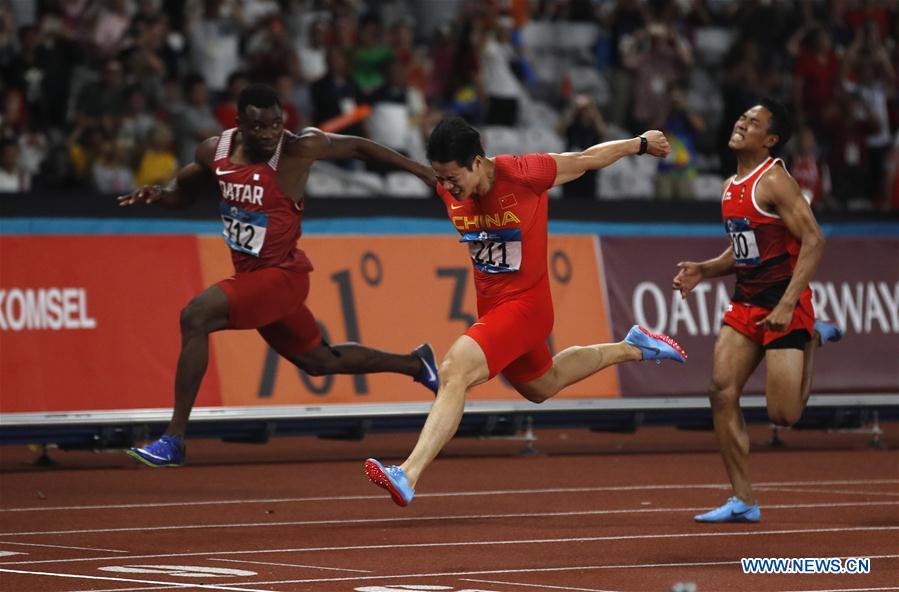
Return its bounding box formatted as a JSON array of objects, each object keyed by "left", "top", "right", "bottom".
[
  {"left": 699, "top": 247, "right": 736, "bottom": 278},
  {"left": 778, "top": 232, "right": 824, "bottom": 307},
  {"left": 153, "top": 181, "right": 193, "bottom": 210},
  {"left": 579, "top": 138, "right": 641, "bottom": 171},
  {"left": 350, "top": 137, "right": 432, "bottom": 179},
  {"left": 155, "top": 162, "right": 211, "bottom": 209}
]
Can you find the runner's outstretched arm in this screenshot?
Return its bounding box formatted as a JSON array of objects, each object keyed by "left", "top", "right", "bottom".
[
  {"left": 296, "top": 128, "right": 436, "bottom": 187},
  {"left": 549, "top": 130, "right": 670, "bottom": 186},
  {"left": 117, "top": 138, "right": 218, "bottom": 209}
]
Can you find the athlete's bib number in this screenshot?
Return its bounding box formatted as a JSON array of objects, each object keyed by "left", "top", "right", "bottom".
[
  {"left": 460, "top": 229, "right": 522, "bottom": 274},
  {"left": 724, "top": 217, "right": 760, "bottom": 267},
  {"left": 220, "top": 203, "right": 268, "bottom": 257}
]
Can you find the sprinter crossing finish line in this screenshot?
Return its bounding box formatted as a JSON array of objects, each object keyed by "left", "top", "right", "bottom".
[
  {"left": 365, "top": 117, "right": 688, "bottom": 507},
  {"left": 118, "top": 84, "right": 441, "bottom": 467}
]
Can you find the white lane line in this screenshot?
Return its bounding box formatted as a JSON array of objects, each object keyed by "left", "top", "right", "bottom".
[
  {"left": 209, "top": 558, "right": 371, "bottom": 573},
  {"left": 0, "top": 540, "right": 128, "bottom": 552},
  {"left": 67, "top": 588, "right": 187, "bottom": 592},
  {"left": 2, "top": 526, "right": 899, "bottom": 565},
  {"left": 2, "top": 500, "right": 895, "bottom": 537},
  {"left": 216, "top": 552, "right": 899, "bottom": 586},
  {"left": 462, "top": 578, "right": 620, "bottom": 592},
  {"left": 782, "top": 588, "right": 899, "bottom": 592},
  {"left": 3, "top": 479, "right": 895, "bottom": 513},
  {"left": 5, "top": 526, "right": 895, "bottom": 568},
  {"left": 757, "top": 486, "right": 899, "bottom": 497},
  {"left": 0, "top": 568, "right": 277, "bottom": 592}
]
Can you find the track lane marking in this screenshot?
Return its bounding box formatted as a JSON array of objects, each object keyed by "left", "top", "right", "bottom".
[
  {"left": 3, "top": 479, "right": 896, "bottom": 513},
  {"left": 3, "top": 526, "right": 897, "bottom": 567},
  {"left": 0, "top": 567, "right": 278, "bottom": 591},
  {"left": 0, "top": 540, "right": 128, "bottom": 552},
  {"left": 209, "top": 558, "right": 372, "bottom": 573},
  {"left": 757, "top": 486, "right": 899, "bottom": 497},
  {"left": 2, "top": 500, "right": 896, "bottom": 537},
  {"left": 462, "top": 578, "right": 620, "bottom": 591},
  {"left": 210, "top": 553, "right": 899, "bottom": 586}
]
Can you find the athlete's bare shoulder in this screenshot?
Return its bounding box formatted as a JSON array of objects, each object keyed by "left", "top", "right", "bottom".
[
  {"left": 721, "top": 175, "right": 735, "bottom": 194},
  {"left": 195, "top": 136, "right": 219, "bottom": 170},
  {"left": 756, "top": 160, "right": 802, "bottom": 211},
  {"left": 281, "top": 128, "right": 328, "bottom": 159}
]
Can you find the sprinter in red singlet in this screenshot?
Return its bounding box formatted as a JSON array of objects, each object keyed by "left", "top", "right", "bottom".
[
  {"left": 673, "top": 99, "right": 842, "bottom": 522},
  {"left": 364, "top": 117, "right": 689, "bottom": 507},
  {"left": 118, "top": 84, "right": 440, "bottom": 467}
]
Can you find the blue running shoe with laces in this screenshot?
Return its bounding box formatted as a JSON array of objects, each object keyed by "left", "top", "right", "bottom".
[
  {"left": 126, "top": 435, "right": 185, "bottom": 467},
  {"left": 814, "top": 321, "right": 842, "bottom": 346},
  {"left": 364, "top": 458, "right": 414, "bottom": 507},
  {"left": 694, "top": 496, "right": 761, "bottom": 523},
  {"left": 624, "top": 325, "right": 688, "bottom": 364},
  {"left": 412, "top": 343, "right": 439, "bottom": 396}
]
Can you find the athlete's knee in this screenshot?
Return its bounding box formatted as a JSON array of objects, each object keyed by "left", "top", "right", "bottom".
[
  {"left": 438, "top": 357, "right": 474, "bottom": 392},
  {"left": 768, "top": 404, "right": 802, "bottom": 427},
  {"left": 708, "top": 379, "right": 739, "bottom": 411},
  {"left": 518, "top": 386, "right": 552, "bottom": 404},
  {"left": 180, "top": 300, "right": 216, "bottom": 338}
]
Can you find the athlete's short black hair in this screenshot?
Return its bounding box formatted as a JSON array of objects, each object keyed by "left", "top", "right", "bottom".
[
  {"left": 426, "top": 116, "right": 485, "bottom": 169},
  {"left": 238, "top": 83, "right": 281, "bottom": 115},
  {"left": 759, "top": 97, "right": 792, "bottom": 154}
]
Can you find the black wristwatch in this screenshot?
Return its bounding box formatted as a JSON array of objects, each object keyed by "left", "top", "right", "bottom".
[{"left": 637, "top": 135, "right": 648, "bottom": 155}]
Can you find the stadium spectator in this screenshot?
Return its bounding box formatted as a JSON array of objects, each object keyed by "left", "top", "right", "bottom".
[
  {"left": 841, "top": 25, "right": 896, "bottom": 207},
  {"left": 92, "top": 135, "right": 135, "bottom": 195},
  {"left": 622, "top": 21, "right": 692, "bottom": 134},
  {"left": 118, "top": 85, "right": 158, "bottom": 165},
  {"left": 389, "top": 19, "right": 427, "bottom": 93},
  {"left": 655, "top": 84, "right": 705, "bottom": 200},
  {"left": 827, "top": 88, "right": 880, "bottom": 209},
  {"left": 185, "top": 0, "right": 246, "bottom": 94},
  {"left": 16, "top": 121, "right": 48, "bottom": 182},
  {"left": 0, "top": 138, "right": 28, "bottom": 192},
  {"left": 793, "top": 25, "right": 841, "bottom": 134},
  {"left": 557, "top": 94, "right": 606, "bottom": 199},
  {"left": 214, "top": 71, "right": 249, "bottom": 128},
  {"left": 367, "top": 60, "right": 426, "bottom": 163},
  {"left": 135, "top": 123, "right": 178, "bottom": 187},
  {"left": 67, "top": 123, "right": 106, "bottom": 186},
  {"left": 481, "top": 16, "right": 525, "bottom": 127},
  {"left": 274, "top": 74, "right": 302, "bottom": 132},
  {"left": 310, "top": 47, "right": 362, "bottom": 133},
  {"left": 295, "top": 17, "right": 328, "bottom": 84},
  {"left": 352, "top": 14, "right": 393, "bottom": 97},
  {"left": 174, "top": 74, "right": 221, "bottom": 165},
  {"left": 92, "top": 0, "right": 131, "bottom": 58},
  {"left": 74, "top": 58, "right": 127, "bottom": 124},
  {"left": 245, "top": 15, "right": 299, "bottom": 86},
  {"left": 789, "top": 126, "right": 832, "bottom": 211}
]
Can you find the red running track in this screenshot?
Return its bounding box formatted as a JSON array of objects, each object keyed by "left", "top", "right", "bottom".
[{"left": 1, "top": 423, "right": 897, "bottom": 592}]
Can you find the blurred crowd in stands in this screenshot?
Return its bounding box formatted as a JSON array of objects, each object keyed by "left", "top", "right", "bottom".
[{"left": 0, "top": 0, "right": 896, "bottom": 211}]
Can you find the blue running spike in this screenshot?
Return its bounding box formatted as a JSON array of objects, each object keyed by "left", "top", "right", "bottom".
[
  {"left": 624, "top": 325, "right": 687, "bottom": 364},
  {"left": 126, "top": 435, "right": 185, "bottom": 467},
  {"left": 364, "top": 458, "right": 414, "bottom": 507},
  {"left": 694, "top": 496, "right": 761, "bottom": 523}
]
